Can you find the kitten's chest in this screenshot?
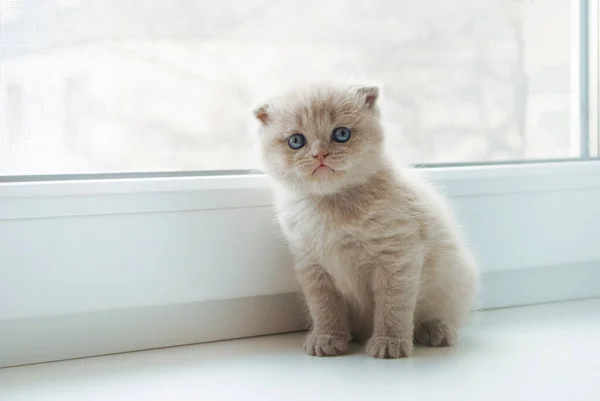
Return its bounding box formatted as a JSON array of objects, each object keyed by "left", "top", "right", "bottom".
[
  {"left": 278, "top": 195, "right": 377, "bottom": 310},
  {"left": 278, "top": 197, "right": 368, "bottom": 260},
  {"left": 280, "top": 204, "right": 338, "bottom": 248}
]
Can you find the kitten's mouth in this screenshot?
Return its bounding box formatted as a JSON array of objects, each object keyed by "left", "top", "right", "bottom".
[{"left": 312, "top": 164, "right": 334, "bottom": 175}]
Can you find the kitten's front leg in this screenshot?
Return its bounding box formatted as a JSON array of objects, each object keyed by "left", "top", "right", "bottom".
[
  {"left": 366, "top": 263, "right": 420, "bottom": 359},
  {"left": 296, "top": 263, "right": 350, "bottom": 357}
]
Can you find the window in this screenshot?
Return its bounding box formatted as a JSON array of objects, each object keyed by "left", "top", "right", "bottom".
[
  {"left": 0, "top": 0, "right": 595, "bottom": 176},
  {"left": 1, "top": 0, "right": 600, "bottom": 368}
]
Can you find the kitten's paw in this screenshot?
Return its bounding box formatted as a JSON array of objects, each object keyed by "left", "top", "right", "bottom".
[
  {"left": 366, "top": 336, "right": 412, "bottom": 359},
  {"left": 414, "top": 321, "right": 457, "bottom": 347},
  {"left": 303, "top": 333, "right": 350, "bottom": 357}
]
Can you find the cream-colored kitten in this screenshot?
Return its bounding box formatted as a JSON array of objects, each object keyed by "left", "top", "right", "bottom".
[{"left": 253, "top": 85, "right": 478, "bottom": 359}]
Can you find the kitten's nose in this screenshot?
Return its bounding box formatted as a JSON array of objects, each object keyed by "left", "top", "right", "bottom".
[{"left": 312, "top": 151, "right": 329, "bottom": 163}]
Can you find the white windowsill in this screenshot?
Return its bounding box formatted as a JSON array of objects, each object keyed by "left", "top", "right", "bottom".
[
  {"left": 2, "top": 299, "right": 599, "bottom": 401},
  {"left": 2, "top": 161, "right": 600, "bottom": 367}
]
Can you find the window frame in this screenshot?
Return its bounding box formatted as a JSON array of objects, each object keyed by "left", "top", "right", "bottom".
[
  {"left": 1, "top": 0, "right": 600, "bottom": 368},
  {"left": 588, "top": 0, "right": 600, "bottom": 156}
]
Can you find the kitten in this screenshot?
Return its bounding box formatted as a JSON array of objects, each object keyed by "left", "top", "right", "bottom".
[{"left": 253, "top": 85, "right": 478, "bottom": 358}]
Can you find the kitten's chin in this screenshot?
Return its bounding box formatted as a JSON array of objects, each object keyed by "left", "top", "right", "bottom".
[
  {"left": 300, "top": 180, "right": 347, "bottom": 195},
  {"left": 287, "top": 170, "right": 368, "bottom": 196},
  {"left": 271, "top": 171, "right": 345, "bottom": 196}
]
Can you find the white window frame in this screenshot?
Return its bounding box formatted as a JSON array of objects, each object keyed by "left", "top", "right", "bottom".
[{"left": 1, "top": 1, "right": 600, "bottom": 368}]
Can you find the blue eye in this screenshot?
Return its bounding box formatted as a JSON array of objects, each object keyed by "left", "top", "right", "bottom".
[
  {"left": 287, "top": 133, "right": 306, "bottom": 150},
  {"left": 332, "top": 127, "right": 351, "bottom": 143}
]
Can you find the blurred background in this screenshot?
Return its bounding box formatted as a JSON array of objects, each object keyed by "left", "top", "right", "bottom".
[{"left": 0, "top": 0, "right": 578, "bottom": 175}]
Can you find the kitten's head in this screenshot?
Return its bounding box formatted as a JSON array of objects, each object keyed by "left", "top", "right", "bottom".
[{"left": 253, "top": 85, "right": 385, "bottom": 195}]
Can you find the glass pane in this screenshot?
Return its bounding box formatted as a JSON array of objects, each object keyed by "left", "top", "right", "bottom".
[{"left": 0, "top": 0, "right": 580, "bottom": 175}]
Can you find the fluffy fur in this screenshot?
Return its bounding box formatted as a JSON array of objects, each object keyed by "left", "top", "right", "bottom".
[{"left": 253, "top": 85, "right": 478, "bottom": 358}]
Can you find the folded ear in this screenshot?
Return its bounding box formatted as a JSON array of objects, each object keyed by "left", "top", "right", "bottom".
[
  {"left": 356, "top": 86, "right": 380, "bottom": 109},
  {"left": 253, "top": 104, "right": 271, "bottom": 125}
]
